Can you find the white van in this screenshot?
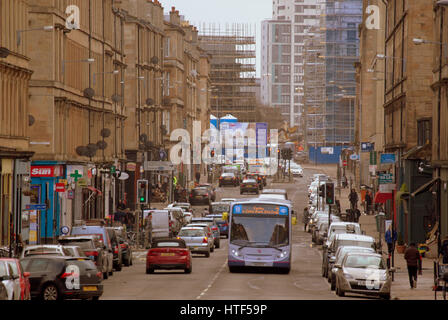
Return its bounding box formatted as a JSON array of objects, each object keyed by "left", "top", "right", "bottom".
[{"left": 144, "top": 210, "right": 170, "bottom": 239}]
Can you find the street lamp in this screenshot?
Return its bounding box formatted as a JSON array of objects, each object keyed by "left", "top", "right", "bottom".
[
  {"left": 17, "top": 25, "right": 54, "bottom": 46},
  {"left": 61, "top": 58, "right": 95, "bottom": 78},
  {"left": 93, "top": 70, "right": 120, "bottom": 86}
]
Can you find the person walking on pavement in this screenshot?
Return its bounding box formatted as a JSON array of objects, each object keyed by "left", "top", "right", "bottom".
[
  {"left": 302, "top": 207, "right": 310, "bottom": 231},
  {"left": 404, "top": 242, "right": 422, "bottom": 289},
  {"left": 385, "top": 225, "right": 397, "bottom": 255},
  {"left": 365, "top": 190, "right": 372, "bottom": 215},
  {"left": 195, "top": 171, "right": 201, "bottom": 184},
  {"left": 349, "top": 189, "right": 359, "bottom": 211}
]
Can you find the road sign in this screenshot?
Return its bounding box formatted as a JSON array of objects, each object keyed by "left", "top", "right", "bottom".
[
  {"left": 380, "top": 153, "right": 396, "bottom": 164},
  {"left": 60, "top": 226, "right": 70, "bottom": 235},
  {"left": 361, "top": 142, "right": 375, "bottom": 152},
  {"left": 144, "top": 161, "right": 174, "bottom": 171},
  {"left": 55, "top": 183, "right": 66, "bottom": 192},
  {"left": 349, "top": 154, "right": 359, "bottom": 161},
  {"left": 25, "top": 204, "right": 47, "bottom": 210},
  {"left": 379, "top": 173, "right": 394, "bottom": 184}
]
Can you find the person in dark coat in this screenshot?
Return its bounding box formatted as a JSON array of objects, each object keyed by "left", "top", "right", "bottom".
[
  {"left": 365, "top": 191, "right": 372, "bottom": 215},
  {"left": 195, "top": 171, "right": 201, "bottom": 184},
  {"left": 385, "top": 225, "right": 397, "bottom": 255},
  {"left": 349, "top": 189, "right": 359, "bottom": 211},
  {"left": 404, "top": 243, "right": 422, "bottom": 289}
]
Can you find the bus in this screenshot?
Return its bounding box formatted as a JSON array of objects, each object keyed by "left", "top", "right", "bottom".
[{"left": 228, "top": 198, "right": 293, "bottom": 274}]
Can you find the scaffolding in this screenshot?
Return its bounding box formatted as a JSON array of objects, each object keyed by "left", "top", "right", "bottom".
[
  {"left": 198, "top": 23, "right": 258, "bottom": 122},
  {"left": 319, "top": 0, "right": 362, "bottom": 146},
  {"left": 304, "top": 25, "right": 326, "bottom": 149}
]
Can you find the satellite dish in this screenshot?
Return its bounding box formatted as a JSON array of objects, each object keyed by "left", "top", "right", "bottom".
[
  {"left": 111, "top": 94, "right": 122, "bottom": 103},
  {"left": 83, "top": 88, "right": 95, "bottom": 99},
  {"left": 150, "top": 56, "right": 159, "bottom": 65},
  {"left": 0, "top": 47, "right": 10, "bottom": 58},
  {"left": 97, "top": 140, "right": 108, "bottom": 150},
  {"left": 86, "top": 143, "right": 98, "bottom": 157},
  {"left": 76, "top": 146, "right": 88, "bottom": 156},
  {"left": 146, "top": 98, "right": 154, "bottom": 106},
  {"left": 100, "top": 128, "right": 111, "bottom": 138},
  {"left": 118, "top": 172, "right": 130, "bottom": 180},
  {"left": 139, "top": 134, "right": 148, "bottom": 143},
  {"left": 28, "top": 115, "right": 35, "bottom": 126}
]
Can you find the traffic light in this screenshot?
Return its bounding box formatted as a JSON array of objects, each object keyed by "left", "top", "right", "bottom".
[
  {"left": 137, "top": 180, "right": 149, "bottom": 204},
  {"left": 325, "top": 182, "right": 335, "bottom": 205},
  {"left": 318, "top": 184, "right": 325, "bottom": 197}
]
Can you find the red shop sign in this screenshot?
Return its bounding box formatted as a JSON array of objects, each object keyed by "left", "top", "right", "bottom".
[
  {"left": 31, "top": 165, "right": 64, "bottom": 177},
  {"left": 55, "top": 183, "right": 66, "bottom": 192}
]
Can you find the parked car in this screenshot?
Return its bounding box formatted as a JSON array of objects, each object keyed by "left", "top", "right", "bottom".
[
  {"left": 167, "top": 202, "right": 193, "bottom": 214},
  {"left": 21, "top": 245, "right": 72, "bottom": 258},
  {"left": 164, "top": 207, "right": 186, "bottom": 235},
  {"left": 106, "top": 227, "right": 123, "bottom": 272},
  {"left": 71, "top": 224, "right": 114, "bottom": 277},
  {"left": 197, "top": 184, "right": 216, "bottom": 201},
  {"left": 313, "top": 221, "right": 328, "bottom": 245},
  {"left": 1, "top": 258, "right": 31, "bottom": 300},
  {"left": 219, "top": 172, "right": 238, "bottom": 187},
  {"left": 324, "top": 222, "right": 362, "bottom": 250},
  {"left": 240, "top": 179, "right": 259, "bottom": 195},
  {"left": 58, "top": 235, "right": 110, "bottom": 279},
  {"left": 328, "top": 246, "right": 376, "bottom": 291},
  {"left": 183, "top": 211, "right": 193, "bottom": 224},
  {"left": 334, "top": 252, "right": 393, "bottom": 299},
  {"left": 191, "top": 217, "right": 220, "bottom": 249},
  {"left": 147, "top": 210, "right": 170, "bottom": 239},
  {"left": 189, "top": 187, "right": 212, "bottom": 205},
  {"left": 323, "top": 234, "right": 376, "bottom": 279},
  {"left": 113, "top": 227, "right": 133, "bottom": 267},
  {"left": 177, "top": 227, "right": 212, "bottom": 257},
  {"left": 0, "top": 259, "right": 23, "bottom": 300},
  {"left": 146, "top": 238, "right": 192, "bottom": 274},
  {"left": 0, "top": 283, "right": 7, "bottom": 300},
  {"left": 20, "top": 256, "right": 103, "bottom": 300}
]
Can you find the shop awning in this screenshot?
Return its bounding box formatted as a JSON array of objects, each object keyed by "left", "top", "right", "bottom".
[
  {"left": 411, "top": 178, "right": 440, "bottom": 197},
  {"left": 374, "top": 192, "right": 393, "bottom": 204},
  {"left": 84, "top": 186, "right": 102, "bottom": 195}
]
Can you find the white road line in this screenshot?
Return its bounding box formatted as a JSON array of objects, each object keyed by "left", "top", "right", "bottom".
[{"left": 196, "top": 259, "right": 228, "bottom": 300}]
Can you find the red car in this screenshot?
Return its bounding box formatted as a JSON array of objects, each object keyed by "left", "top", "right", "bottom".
[
  {"left": 146, "top": 238, "right": 192, "bottom": 274},
  {"left": 1, "top": 258, "right": 30, "bottom": 300}
]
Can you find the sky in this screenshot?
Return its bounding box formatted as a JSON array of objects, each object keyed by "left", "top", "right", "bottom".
[{"left": 159, "top": 0, "right": 273, "bottom": 77}]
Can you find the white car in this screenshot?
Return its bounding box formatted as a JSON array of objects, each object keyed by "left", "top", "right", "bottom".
[
  {"left": 0, "top": 260, "right": 21, "bottom": 300},
  {"left": 21, "top": 245, "right": 72, "bottom": 258}
]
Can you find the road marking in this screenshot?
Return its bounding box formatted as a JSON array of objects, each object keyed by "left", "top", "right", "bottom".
[
  {"left": 247, "top": 277, "right": 265, "bottom": 290},
  {"left": 196, "top": 259, "right": 228, "bottom": 300}
]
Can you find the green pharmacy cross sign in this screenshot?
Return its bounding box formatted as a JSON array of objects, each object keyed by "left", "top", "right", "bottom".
[{"left": 70, "top": 170, "right": 82, "bottom": 182}]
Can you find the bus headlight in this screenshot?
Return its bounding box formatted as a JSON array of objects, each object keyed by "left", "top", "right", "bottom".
[
  {"left": 231, "top": 249, "right": 240, "bottom": 257},
  {"left": 277, "top": 251, "right": 288, "bottom": 259}
]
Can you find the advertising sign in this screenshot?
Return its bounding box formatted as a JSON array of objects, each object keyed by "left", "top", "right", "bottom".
[
  {"left": 380, "top": 153, "right": 396, "bottom": 164},
  {"left": 379, "top": 173, "right": 394, "bottom": 184}
]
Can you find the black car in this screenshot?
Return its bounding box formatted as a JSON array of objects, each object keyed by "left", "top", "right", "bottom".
[
  {"left": 219, "top": 172, "right": 238, "bottom": 187},
  {"left": 240, "top": 178, "right": 259, "bottom": 194},
  {"left": 20, "top": 256, "right": 103, "bottom": 300},
  {"left": 106, "top": 227, "right": 123, "bottom": 271},
  {"left": 189, "top": 187, "right": 211, "bottom": 205},
  {"left": 57, "top": 235, "right": 108, "bottom": 276},
  {"left": 113, "top": 227, "right": 133, "bottom": 266},
  {"left": 197, "top": 184, "right": 216, "bottom": 201}
]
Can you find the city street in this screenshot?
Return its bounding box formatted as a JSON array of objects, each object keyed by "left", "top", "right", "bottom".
[{"left": 101, "top": 169, "right": 351, "bottom": 300}]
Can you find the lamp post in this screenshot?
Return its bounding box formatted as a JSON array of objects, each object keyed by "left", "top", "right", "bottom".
[
  {"left": 17, "top": 25, "right": 54, "bottom": 46},
  {"left": 61, "top": 58, "right": 95, "bottom": 82}
]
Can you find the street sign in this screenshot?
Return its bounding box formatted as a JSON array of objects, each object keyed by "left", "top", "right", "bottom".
[
  {"left": 60, "top": 226, "right": 70, "bottom": 235},
  {"left": 361, "top": 142, "right": 375, "bottom": 152},
  {"left": 25, "top": 204, "right": 47, "bottom": 210},
  {"left": 110, "top": 166, "right": 116, "bottom": 174},
  {"left": 55, "top": 183, "right": 66, "bottom": 192},
  {"left": 144, "top": 161, "right": 174, "bottom": 171},
  {"left": 379, "top": 173, "right": 394, "bottom": 184},
  {"left": 349, "top": 154, "right": 359, "bottom": 161},
  {"left": 380, "top": 153, "right": 396, "bottom": 164}
]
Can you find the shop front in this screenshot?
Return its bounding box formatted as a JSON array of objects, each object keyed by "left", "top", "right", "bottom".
[{"left": 30, "top": 162, "right": 64, "bottom": 244}]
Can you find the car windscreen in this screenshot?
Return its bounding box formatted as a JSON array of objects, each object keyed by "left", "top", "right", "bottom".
[
  {"left": 259, "top": 194, "right": 285, "bottom": 200},
  {"left": 210, "top": 204, "right": 230, "bottom": 214},
  {"left": 153, "top": 241, "right": 186, "bottom": 248},
  {"left": 344, "top": 255, "right": 385, "bottom": 269},
  {"left": 58, "top": 240, "right": 94, "bottom": 250},
  {"left": 242, "top": 179, "right": 257, "bottom": 184},
  {"left": 178, "top": 229, "right": 206, "bottom": 237},
  {"left": 65, "top": 259, "right": 98, "bottom": 273},
  {"left": 230, "top": 215, "right": 289, "bottom": 246},
  {"left": 338, "top": 239, "right": 375, "bottom": 250},
  {"left": 23, "top": 248, "right": 63, "bottom": 257},
  {"left": 192, "top": 189, "right": 207, "bottom": 195}
]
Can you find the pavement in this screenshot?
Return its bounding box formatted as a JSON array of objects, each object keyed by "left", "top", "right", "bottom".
[{"left": 302, "top": 163, "right": 436, "bottom": 300}]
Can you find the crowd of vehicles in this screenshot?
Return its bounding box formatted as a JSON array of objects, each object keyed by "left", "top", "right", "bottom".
[{"left": 304, "top": 173, "right": 395, "bottom": 300}]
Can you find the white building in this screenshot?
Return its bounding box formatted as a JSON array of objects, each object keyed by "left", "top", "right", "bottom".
[{"left": 261, "top": 0, "right": 323, "bottom": 127}]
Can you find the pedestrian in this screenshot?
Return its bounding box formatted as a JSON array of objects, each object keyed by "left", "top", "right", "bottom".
[
  {"left": 349, "top": 188, "right": 358, "bottom": 211},
  {"left": 195, "top": 171, "right": 201, "bottom": 184},
  {"left": 404, "top": 242, "right": 422, "bottom": 289},
  {"left": 439, "top": 237, "right": 448, "bottom": 264},
  {"left": 365, "top": 190, "right": 372, "bottom": 215},
  {"left": 342, "top": 175, "right": 348, "bottom": 188},
  {"left": 385, "top": 225, "right": 397, "bottom": 255},
  {"left": 302, "top": 207, "right": 310, "bottom": 231}
]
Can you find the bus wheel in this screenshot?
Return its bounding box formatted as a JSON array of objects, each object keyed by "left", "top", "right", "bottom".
[{"left": 229, "top": 266, "right": 239, "bottom": 273}]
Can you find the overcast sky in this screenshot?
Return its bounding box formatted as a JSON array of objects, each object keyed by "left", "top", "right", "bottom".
[{"left": 159, "top": 0, "right": 273, "bottom": 77}]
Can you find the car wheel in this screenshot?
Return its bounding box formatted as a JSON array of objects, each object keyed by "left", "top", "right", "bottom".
[
  {"left": 115, "top": 262, "right": 122, "bottom": 272},
  {"left": 205, "top": 250, "right": 210, "bottom": 258},
  {"left": 42, "top": 284, "right": 59, "bottom": 301},
  {"left": 330, "top": 278, "right": 336, "bottom": 291},
  {"left": 210, "top": 245, "right": 214, "bottom": 253},
  {"left": 92, "top": 296, "right": 100, "bottom": 301},
  {"left": 229, "top": 266, "right": 239, "bottom": 273},
  {"left": 185, "top": 265, "right": 192, "bottom": 274},
  {"left": 336, "top": 281, "right": 345, "bottom": 297},
  {"left": 215, "top": 241, "right": 220, "bottom": 249},
  {"left": 380, "top": 294, "right": 390, "bottom": 300},
  {"left": 146, "top": 266, "right": 154, "bottom": 274},
  {"left": 124, "top": 255, "right": 130, "bottom": 267}
]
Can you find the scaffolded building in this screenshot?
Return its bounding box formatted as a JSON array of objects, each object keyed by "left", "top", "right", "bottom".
[
  {"left": 303, "top": 25, "right": 326, "bottom": 149},
  {"left": 198, "top": 23, "right": 258, "bottom": 123},
  {"left": 321, "top": 0, "right": 362, "bottom": 146}
]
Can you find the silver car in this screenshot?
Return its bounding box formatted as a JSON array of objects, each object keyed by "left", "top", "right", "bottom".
[
  {"left": 0, "top": 260, "right": 21, "bottom": 300},
  {"left": 177, "top": 227, "right": 213, "bottom": 257},
  {"left": 334, "top": 252, "right": 393, "bottom": 300},
  {"left": 328, "top": 246, "right": 375, "bottom": 290},
  {"left": 186, "top": 223, "right": 216, "bottom": 251}
]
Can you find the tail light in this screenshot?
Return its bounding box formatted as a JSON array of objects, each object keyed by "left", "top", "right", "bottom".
[
  {"left": 223, "top": 223, "right": 228, "bottom": 228},
  {"left": 176, "top": 236, "right": 181, "bottom": 240},
  {"left": 177, "top": 250, "right": 189, "bottom": 256},
  {"left": 219, "top": 177, "right": 223, "bottom": 180},
  {"left": 97, "top": 272, "right": 103, "bottom": 279},
  {"left": 85, "top": 251, "right": 98, "bottom": 257},
  {"left": 114, "top": 245, "right": 119, "bottom": 254},
  {"left": 148, "top": 250, "right": 160, "bottom": 256},
  {"left": 120, "top": 244, "right": 126, "bottom": 249},
  {"left": 202, "top": 237, "right": 208, "bottom": 243},
  {"left": 212, "top": 227, "right": 218, "bottom": 231}
]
